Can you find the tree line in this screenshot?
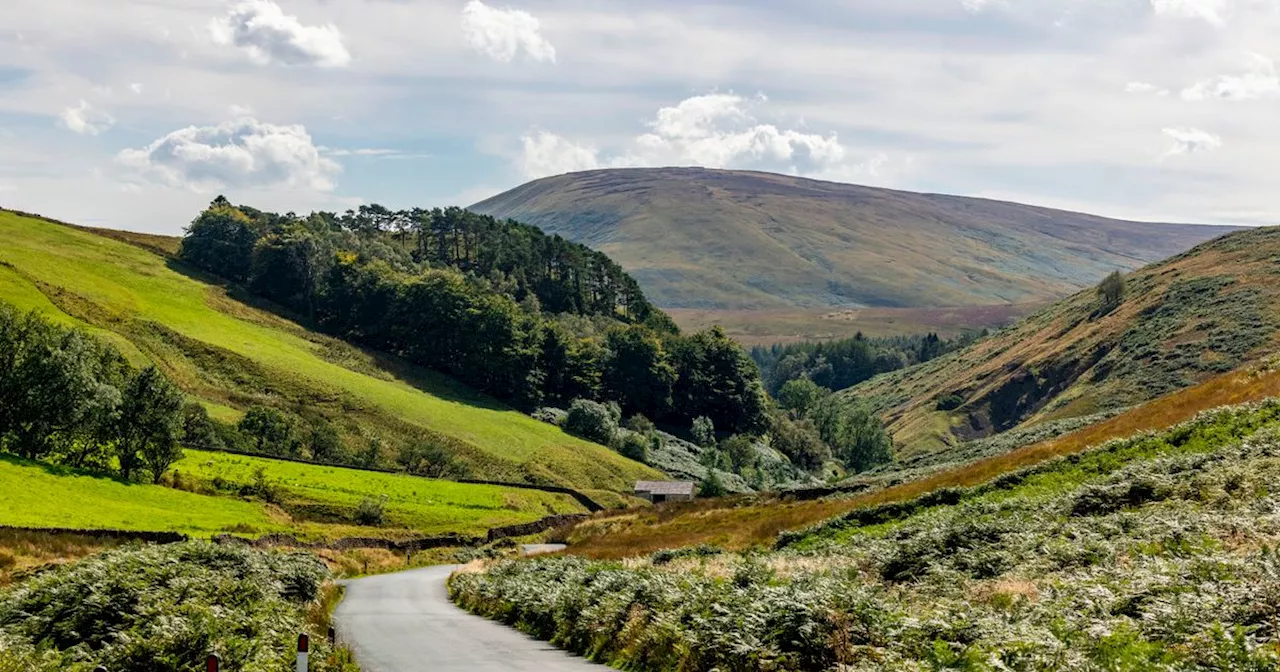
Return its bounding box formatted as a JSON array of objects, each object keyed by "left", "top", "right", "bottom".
[
  {"left": 751, "top": 331, "right": 985, "bottom": 396},
  {"left": 0, "top": 298, "right": 468, "bottom": 484},
  {"left": 0, "top": 302, "right": 184, "bottom": 482},
  {"left": 178, "top": 198, "right": 769, "bottom": 435}
]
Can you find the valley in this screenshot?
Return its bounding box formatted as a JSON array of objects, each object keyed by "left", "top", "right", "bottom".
[
  {"left": 665, "top": 303, "right": 1036, "bottom": 346},
  {"left": 10, "top": 0, "right": 1277, "bottom": 668},
  {"left": 4, "top": 200, "right": 1277, "bottom": 672}
]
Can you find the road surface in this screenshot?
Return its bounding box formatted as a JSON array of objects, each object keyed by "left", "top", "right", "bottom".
[{"left": 334, "top": 564, "right": 602, "bottom": 671}]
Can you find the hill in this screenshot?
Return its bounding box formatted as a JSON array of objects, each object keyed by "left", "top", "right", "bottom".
[
  {"left": 470, "top": 167, "right": 1237, "bottom": 312},
  {"left": 0, "top": 209, "right": 661, "bottom": 495},
  {"left": 844, "top": 225, "right": 1280, "bottom": 456},
  {"left": 453, "top": 396, "right": 1280, "bottom": 671}
]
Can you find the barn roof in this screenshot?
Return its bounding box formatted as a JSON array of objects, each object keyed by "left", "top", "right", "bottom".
[{"left": 635, "top": 480, "right": 696, "bottom": 496}]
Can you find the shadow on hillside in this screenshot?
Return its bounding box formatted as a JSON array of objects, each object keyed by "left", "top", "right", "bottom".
[
  {"left": 0, "top": 452, "right": 142, "bottom": 486},
  {"left": 160, "top": 258, "right": 514, "bottom": 414}
]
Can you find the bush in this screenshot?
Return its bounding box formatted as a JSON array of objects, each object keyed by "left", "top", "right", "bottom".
[
  {"left": 0, "top": 542, "right": 331, "bottom": 671},
  {"left": 563, "top": 399, "right": 621, "bottom": 446},
  {"left": 1097, "top": 269, "right": 1127, "bottom": 313},
  {"left": 721, "top": 434, "right": 758, "bottom": 471},
  {"left": 618, "top": 431, "right": 650, "bottom": 464},
  {"left": 532, "top": 407, "right": 567, "bottom": 426},
  {"left": 698, "top": 470, "right": 727, "bottom": 497},
  {"left": 239, "top": 466, "right": 283, "bottom": 504},
  {"left": 356, "top": 495, "right": 388, "bottom": 526},
  {"left": 397, "top": 438, "right": 466, "bottom": 478},
  {"left": 691, "top": 416, "right": 716, "bottom": 447},
  {"left": 769, "top": 413, "right": 830, "bottom": 471},
  {"left": 626, "top": 414, "right": 656, "bottom": 434},
  {"left": 650, "top": 544, "right": 723, "bottom": 565}
]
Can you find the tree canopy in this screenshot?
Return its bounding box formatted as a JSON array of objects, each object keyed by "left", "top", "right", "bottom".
[{"left": 178, "top": 198, "right": 769, "bottom": 436}]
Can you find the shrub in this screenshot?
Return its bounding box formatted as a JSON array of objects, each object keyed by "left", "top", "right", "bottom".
[
  {"left": 239, "top": 466, "right": 283, "bottom": 504},
  {"left": 1097, "top": 269, "right": 1127, "bottom": 313},
  {"left": 451, "top": 399, "right": 1280, "bottom": 672},
  {"left": 721, "top": 434, "right": 758, "bottom": 471},
  {"left": 769, "top": 413, "right": 830, "bottom": 471},
  {"left": 532, "top": 407, "right": 567, "bottom": 426},
  {"left": 0, "top": 542, "right": 332, "bottom": 671},
  {"left": 699, "top": 470, "right": 727, "bottom": 497},
  {"left": 563, "top": 399, "right": 621, "bottom": 446},
  {"left": 651, "top": 544, "right": 723, "bottom": 565},
  {"left": 397, "top": 437, "right": 466, "bottom": 478},
  {"left": 356, "top": 495, "right": 388, "bottom": 526},
  {"left": 691, "top": 416, "right": 716, "bottom": 447},
  {"left": 626, "top": 414, "right": 656, "bottom": 434},
  {"left": 618, "top": 432, "right": 650, "bottom": 464}
]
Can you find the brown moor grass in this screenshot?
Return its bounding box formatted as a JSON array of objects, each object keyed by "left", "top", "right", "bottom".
[{"left": 568, "top": 364, "right": 1280, "bottom": 560}]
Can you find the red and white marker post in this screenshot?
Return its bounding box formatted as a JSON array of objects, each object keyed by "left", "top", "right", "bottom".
[
  {"left": 297, "top": 632, "right": 310, "bottom": 672},
  {"left": 206, "top": 654, "right": 221, "bottom": 672}
]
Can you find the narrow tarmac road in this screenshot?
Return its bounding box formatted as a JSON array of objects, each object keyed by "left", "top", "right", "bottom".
[{"left": 334, "top": 564, "right": 602, "bottom": 671}]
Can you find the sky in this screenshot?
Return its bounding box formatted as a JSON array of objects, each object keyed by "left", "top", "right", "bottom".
[{"left": 0, "top": 0, "right": 1275, "bottom": 233}]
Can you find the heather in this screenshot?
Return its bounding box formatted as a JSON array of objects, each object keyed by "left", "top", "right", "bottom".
[
  {"left": 452, "top": 400, "right": 1280, "bottom": 671},
  {"left": 0, "top": 542, "right": 354, "bottom": 671}
]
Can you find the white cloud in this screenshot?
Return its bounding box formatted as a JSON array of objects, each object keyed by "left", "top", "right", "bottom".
[
  {"left": 1161, "top": 126, "right": 1223, "bottom": 156},
  {"left": 322, "top": 147, "right": 408, "bottom": 157},
  {"left": 461, "top": 0, "right": 556, "bottom": 63},
  {"left": 1125, "top": 81, "right": 1170, "bottom": 96},
  {"left": 1181, "top": 53, "right": 1280, "bottom": 100},
  {"left": 209, "top": 0, "right": 351, "bottom": 67},
  {"left": 959, "top": 0, "right": 1001, "bottom": 14},
  {"left": 519, "top": 130, "right": 600, "bottom": 177},
  {"left": 1150, "top": 0, "right": 1229, "bottom": 25},
  {"left": 129, "top": 83, "right": 144, "bottom": 95},
  {"left": 115, "top": 117, "right": 340, "bottom": 192},
  {"left": 58, "top": 100, "right": 114, "bottom": 135},
  {"left": 517, "top": 93, "right": 885, "bottom": 181}
]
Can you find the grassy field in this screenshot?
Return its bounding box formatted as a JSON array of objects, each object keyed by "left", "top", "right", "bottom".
[
  {"left": 0, "top": 447, "right": 585, "bottom": 541},
  {"left": 0, "top": 209, "right": 661, "bottom": 493},
  {"left": 0, "top": 454, "right": 283, "bottom": 536},
  {"left": 563, "top": 359, "right": 1280, "bottom": 558},
  {"left": 666, "top": 304, "right": 1034, "bottom": 346},
  {"left": 175, "top": 449, "right": 582, "bottom": 537}
]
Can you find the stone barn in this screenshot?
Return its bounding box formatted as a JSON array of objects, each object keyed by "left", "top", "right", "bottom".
[{"left": 635, "top": 480, "right": 695, "bottom": 504}]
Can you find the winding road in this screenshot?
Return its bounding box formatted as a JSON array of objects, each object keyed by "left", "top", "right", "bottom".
[{"left": 334, "top": 564, "right": 601, "bottom": 671}]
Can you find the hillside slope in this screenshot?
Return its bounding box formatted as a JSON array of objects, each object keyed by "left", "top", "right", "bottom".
[
  {"left": 471, "top": 167, "right": 1237, "bottom": 310},
  {"left": 0, "top": 210, "right": 661, "bottom": 494},
  {"left": 845, "top": 225, "right": 1280, "bottom": 456}
]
